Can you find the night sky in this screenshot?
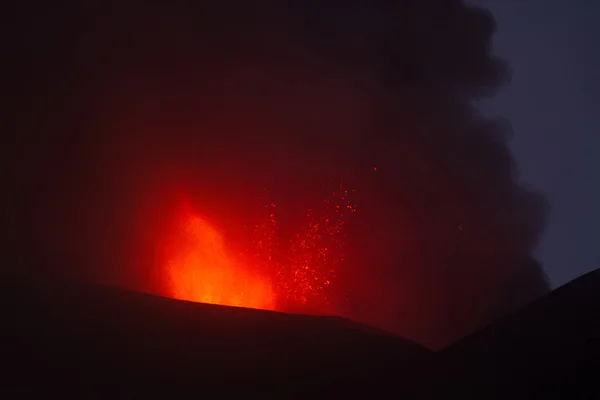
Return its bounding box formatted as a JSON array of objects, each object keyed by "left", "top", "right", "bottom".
[{"left": 471, "top": 0, "right": 600, "bottom": 287}]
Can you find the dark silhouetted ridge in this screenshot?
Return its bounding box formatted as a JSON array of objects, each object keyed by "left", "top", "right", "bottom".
[
  {"left": 1, "top": 272, "right": 430, "bottom": 396},
  {"left": 432, "top": 268, "right": 600, "bottom": 398},
  {"left": 1, "top": 267, "right": 598, "bottom": 397}
]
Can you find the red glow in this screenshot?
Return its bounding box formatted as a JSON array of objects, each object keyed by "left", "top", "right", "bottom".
[
  {"left": 163, "top": 206, "right": 276, "bottom": 310},
  {"left": 160, "top": 183, "right": 356, "bottom": 313}
]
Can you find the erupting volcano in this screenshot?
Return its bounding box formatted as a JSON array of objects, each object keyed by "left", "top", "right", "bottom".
[
  {"left": 9, "top": 0, "right": 552, "bottom": 349},
  {"left": 162, "top": 182, "right": 356, "bottom": 313}
]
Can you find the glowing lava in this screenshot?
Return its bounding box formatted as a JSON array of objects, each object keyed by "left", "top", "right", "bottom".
[
  {"left": 251, "top": 183, "right": 357, "bottom": 312},
  {"left": 161, "top": 180, "right": 356, "bottom": 313},
  {"left": 164, "top": 208, "right": 275, "bottom": 310}
]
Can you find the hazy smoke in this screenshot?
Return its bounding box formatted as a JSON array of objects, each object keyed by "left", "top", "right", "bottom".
[{"left": 8, "top": 0, "right": 549, "bottom": 348}]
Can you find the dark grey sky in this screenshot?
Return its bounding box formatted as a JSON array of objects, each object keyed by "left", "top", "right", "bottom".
[{"left": 470, "top": 0, "right": 599, "bottom": 287}]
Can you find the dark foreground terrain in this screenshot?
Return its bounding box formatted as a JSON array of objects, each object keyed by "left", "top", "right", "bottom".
[
  {"left": 1, "top": 269, "right": 598, "bottom": 397},
  {"left": 432, "top": 268, "right": 599, "bottom": 398}
]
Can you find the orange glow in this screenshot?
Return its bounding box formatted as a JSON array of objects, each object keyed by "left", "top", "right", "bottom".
[
  {"left": 160, "top": 180, "right": 356, "bottom": 313},
  {"left": 164, "top": 208, "right": 275, "bottom": 310}
]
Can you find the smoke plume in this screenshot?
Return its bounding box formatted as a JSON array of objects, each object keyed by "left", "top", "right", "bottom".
[{"left": 7, "top": 0, "right": 549, "bottom": 348}]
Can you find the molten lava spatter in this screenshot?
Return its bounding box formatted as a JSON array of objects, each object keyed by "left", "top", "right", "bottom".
[
  {"left": 269, "top": 183, "right": 357, "bottom": 310},
  {"left": 164, "top": 209, "right": 275, "bottom": 310},
  {"left": 162, "top": 180, "right": 356, "bottom": 313}
]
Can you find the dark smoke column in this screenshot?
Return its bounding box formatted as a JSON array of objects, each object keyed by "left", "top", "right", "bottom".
[{"left": 304, "top": 0, "right": 551, "bottom": 348}]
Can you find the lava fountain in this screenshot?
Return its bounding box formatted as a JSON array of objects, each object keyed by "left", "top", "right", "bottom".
[
  {"left": 160, "top": 180, "right": 356, "bottom": 313},
  {"left": 162, "top": 204, "right": 276, "bottom": 310}
]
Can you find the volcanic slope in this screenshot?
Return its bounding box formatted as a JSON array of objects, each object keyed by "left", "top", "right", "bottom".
[
  {"left": 1, "top": 272, "right": 431, "bottom": 397},
  {"left": 432, "top": 268, "right": 600, "bottom": 398},
  {"left": 2, "top": 268, "right": 598, "bottom": 397}
]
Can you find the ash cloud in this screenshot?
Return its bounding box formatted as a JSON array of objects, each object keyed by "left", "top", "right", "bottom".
[{"left": 7, "top": 0, "right": 549, "bottom": 348}]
